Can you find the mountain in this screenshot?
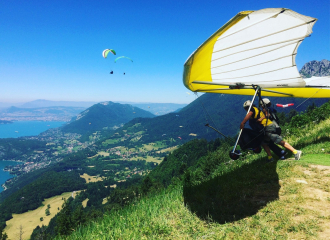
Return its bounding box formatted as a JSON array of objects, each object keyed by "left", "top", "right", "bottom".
[
  {"left": 29, "top": 100, "right": 330, "bottom": 240},
  {"left": 61, "top": 101, "right": 155, "bottom": 134},
  {"left": 0, "top": 106, "right": 86, "bottom": 121},
  {"left": 0, "top": 102, "right": 24, "bottom": 109},
  {"left": 299, "top": 59, "right": 330, "bottom": 78},
  {"left": 114, "top": 93, "right": 329, "bottom": 144},
  {"left": 19, "top": 100, "right": 187, "bottom": 115},
  {"left": 117, "top": 102, "right": 187, "bottom": 116}
]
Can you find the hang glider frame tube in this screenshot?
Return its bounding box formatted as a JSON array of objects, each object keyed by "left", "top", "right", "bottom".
[
  {"left": 192, "top": 81, "right": 253, "bottom": 87},
  {"left": 192, "top": 81, "right": 294, "bottom": 96},
  {"left": 231, "top": 86, "right": 260, "bottom": 154}
]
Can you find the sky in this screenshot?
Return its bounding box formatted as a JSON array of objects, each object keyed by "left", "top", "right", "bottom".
[{"left": 1, "top": 0, "right": 329, "bottom": 104}]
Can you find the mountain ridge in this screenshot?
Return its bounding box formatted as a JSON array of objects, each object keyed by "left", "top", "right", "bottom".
[
  {"left": 61, "top": 101, "right": 155, "bottom": 134},
  {"left": 299, "top": 59, "right": 330, "bottom": 78}
]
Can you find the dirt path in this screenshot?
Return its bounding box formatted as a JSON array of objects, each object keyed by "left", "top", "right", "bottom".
[{"left": 290, "top": 164, "right": 330, "bottom": 239}]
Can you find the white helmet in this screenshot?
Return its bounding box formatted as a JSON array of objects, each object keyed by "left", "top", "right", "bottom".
[
  {"left": 260, "top": 98, "right": 271, "bottom": 106},
  {"left": 243, "top": 100, "right": 251, "bottom": 108}
]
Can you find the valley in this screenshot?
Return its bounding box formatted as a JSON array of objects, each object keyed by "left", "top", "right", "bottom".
[{"left": 1, "top": 88, "right": 330, "bottom": 239}]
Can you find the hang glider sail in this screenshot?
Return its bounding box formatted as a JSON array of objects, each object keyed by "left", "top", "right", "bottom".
[{"left": 183, "top": 8, "right": 330, "bottom": 98}]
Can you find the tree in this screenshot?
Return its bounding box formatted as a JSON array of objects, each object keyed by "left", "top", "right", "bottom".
[
  {"left": 55, "top": 198, "right": 73, "bottom": 236},
  {"left": 0, "top": 226, "right": 8, "bottom": 240},
  {"left": 16, "top": 225, "right": 24, "bottom": 240},
  {"left": 45, "top": 208, "right": 50, "bottom": 216},
  {"left": 141, "top": 175, "right": 153, "bottom": 195},
  {"left": 72, "top": 205, "right": 86, "bottom": 227}
]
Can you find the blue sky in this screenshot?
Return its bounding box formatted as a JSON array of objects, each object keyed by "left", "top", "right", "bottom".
[{"left": 1, "top": 0, "right": 329, "bottom": 104}]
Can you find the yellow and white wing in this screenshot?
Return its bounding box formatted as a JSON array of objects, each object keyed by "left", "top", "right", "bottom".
[{"left": 183, "top": 8, "right": 330, "bottom": 98}]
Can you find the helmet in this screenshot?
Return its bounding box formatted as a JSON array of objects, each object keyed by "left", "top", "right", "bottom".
[
  {"left": 243, "top": 100, "right": 251, "bottom": 108},
  {"left": 260, "top": 98, "right": 271, "bottom": 106}
]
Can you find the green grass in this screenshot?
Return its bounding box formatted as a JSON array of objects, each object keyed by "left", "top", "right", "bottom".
[
  {"left": 299, "top": 154, "right": 330, "bottom": 166},
  {"left": 102, "top": 138, "right": 121, "bottom": 145},
  {"left": 55, "top": 116, "right": 330, "bottom": 240},
  {"left": 57, "top": 162, "right": 326, "bottom": 240}
]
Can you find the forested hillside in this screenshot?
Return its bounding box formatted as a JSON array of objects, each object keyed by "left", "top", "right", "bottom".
[
  {"left": 48, "top": 100, "right": 330, "bottom": 240},
  {"left": 0, "top": 138, "right": 47, "bottom": 159},
  {"left": 1, "top": 97, "right": 330, "bottom": 239},
  {"left": 108, "top": 93, "right": 329, "bottom": 144},
  {"left": 61, "top": 101, "right": 155, "bottom": 134}
]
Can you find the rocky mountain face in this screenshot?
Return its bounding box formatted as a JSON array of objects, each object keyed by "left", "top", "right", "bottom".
[{"left": 299, "top": 59, "right": 330, "bottom": 78}]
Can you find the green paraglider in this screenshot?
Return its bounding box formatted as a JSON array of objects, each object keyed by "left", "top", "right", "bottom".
[{"left": 102, "top": 49, "right": 116, "bottom": 58}]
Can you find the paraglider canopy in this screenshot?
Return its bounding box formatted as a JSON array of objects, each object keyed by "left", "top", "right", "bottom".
[
  {"left": 114, "top": 56, "right": 133, "bottom": 63},
  {"left": 102, "top": 49, "right": 116, "bottom": 58}
]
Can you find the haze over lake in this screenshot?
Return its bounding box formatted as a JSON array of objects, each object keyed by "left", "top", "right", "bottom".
[{"left": 0, "top": 121, "right": 66, "bottom": 138}]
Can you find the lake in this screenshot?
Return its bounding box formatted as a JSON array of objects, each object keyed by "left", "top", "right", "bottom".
[
  {"left": 0, "top": 121, "right": 66, "bottom": 138},
  {"left": 0, "top": 160, "right": 23, "bottom": 193},
  {"left": 0, "top": 121, "right": 66, "bottom": 192}
]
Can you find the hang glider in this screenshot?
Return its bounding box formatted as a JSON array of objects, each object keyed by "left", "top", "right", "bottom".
[{"left": 183, "top": 8, "right": 330, "bottom": 98}]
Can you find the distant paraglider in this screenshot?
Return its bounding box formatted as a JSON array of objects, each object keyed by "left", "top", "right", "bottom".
[
  {"left": 103, "top": 49, "right": 116, "bottom": 74},
  {"left": 276, "top": 103, "right": 294, "bottom": 108},
  {"left": 103, "top": 50, "right": 133, "bottom": 74},
  {"left": 102, "top": 49, "right": 116, "bottom": 58},
  {"left": 114, "top": 56, "right": 133, "bottom": 63}
]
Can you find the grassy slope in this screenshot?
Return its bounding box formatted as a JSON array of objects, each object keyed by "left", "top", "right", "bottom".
[
  {"left": 57, "top": 117, "right": 330, "bottom": 239},
  {"left": 5, "top": 192, "right": 72, "bottom": 240}
]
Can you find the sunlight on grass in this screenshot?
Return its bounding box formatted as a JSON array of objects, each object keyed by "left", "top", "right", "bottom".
[
  {"left": 55, "top": 115, "right": 330, "bottom": 240},
  {"left": 5, "top": 192, "right": 72, "bottom": 240},
  {"left": 299, "top": 154, "right": 330, "bottom": 166}
]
